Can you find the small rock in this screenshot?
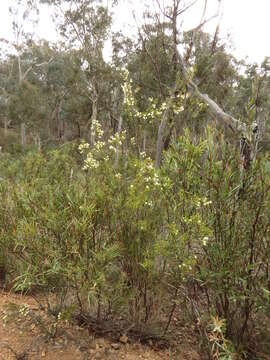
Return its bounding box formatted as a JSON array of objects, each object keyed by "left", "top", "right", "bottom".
[
  {"left": 95, "top": 351, "right": 104, "bottom": 360},
  {"left": 97, "top": 338, "right": 106, "bottom": 348},
  {"left": 79, "top": 345, "right": 89, "bottom": 352},
  {"left": 89, "top": 341, "right": 96, "bottom": 350},
  {"left": 111, "top": 342, "right": 120, "bottom": 350},
  {"left": 120, "top": 334, "right": 128, "bottom": 344}
]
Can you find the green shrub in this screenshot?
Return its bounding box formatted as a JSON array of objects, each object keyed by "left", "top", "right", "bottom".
[{"left": 1, "top": 130, "right": 270, "bottom": 357}]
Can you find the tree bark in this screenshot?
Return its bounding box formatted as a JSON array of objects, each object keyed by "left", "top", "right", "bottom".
[
  {"left": 90, "top": 94, "right": 98, "bottom": 145},
  {"left": 57, "top": 99, "right": 64, "bottom": 140},
  {"left": 34, "top": 133, "right": 41, "bottom": 151},
  {"left": 21, "top": 122, "right": 26, "bottom": 147},
  {"left": 4, "top": 118, "right": 8, "bottom": 137},
  {"left": 156, "top": 106, "right": 171, "bottom": 168},
  {"left": 155, "top": 83, "right": 178, "bottom": 168},
  {"left": 115, "top": 115, "right": 123, "bottom": 167},
  {"left": 143, "top": 130, "right": 147, "bottom": 152}
]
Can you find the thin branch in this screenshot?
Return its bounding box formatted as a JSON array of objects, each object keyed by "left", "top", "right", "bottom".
[
  {"left": 35, "top": 57, "right": 54, "bottom": 67},
  {"left": 199, "top": 0, "right": 208, "bottom": 25},
  {"left": 176, "top": 50, "right": 246, "bottom": 133},
  {"left": 178, "top": 0, "right": 199, "bottom": 16}
]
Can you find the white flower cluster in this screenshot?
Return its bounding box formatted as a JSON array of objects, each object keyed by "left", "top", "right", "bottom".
[
  {"left": 202, "top": 236, "right": 209, "bottom": 246},
  {"left": 109, "top": 145, "right": 116, "bottom": 153},
  {"left": 79, "top": 138, "right": 105, "bottom": 170},
  {"left": 122, "top": 80, "right": 136, "bottom": 108},
  {"left": 138, "top": 158, "right": 161, "bottom": 188},
  {"left": 121, "top": 68, "right": 129, "bottom": 81},
  {"left": 78, "top": 142, "right": 90, "bottom": 153},
  {"left": 108, "top": 131, "right": 126, "bottom": 152},
  {"left": 83, "top": 152, "right": 99, "bottom": 170},
  {"left": 179, "top": 263, "right": 192, "bottom": 271},
  {"left": 108, "top": 132, "right": 125, "bottom": 145},
  {"left": 153, "top": 172, "right": 160, "bottom": 187},
  {"left": 145, "top": 200, "right": 153, "bottom": 207},
  {"left": 19, "top": 304, "right": 30, "bottom": 316},
  {"left": 95, "top": 141, "right": 105, "bottom": 151},
  {"left": 142, "top": 98, "right": 184, "bottom": 123},
  {"left": 196, "top": 197, "right": 212, "bottom": 208},
  {"left": 91, "top": 119, "right": 104, "bottom": 139},
  {"left": 121, "top": 70, "right": 144, "bottom": 119},
  {"left": 140, "top": 151, "right": 147, "bottom": 158},
  {"left": 140, "top": 101, "right": 166, "bottom": 123},
  {"left": 122, "top": 68, "right": 185, "bottom": 125},
  {"left": 160, "top": 102, "right": 167, "bottom": 111},
  {"left": 79, "top": 125, "right": 127, "bottom": 170},
  {"left": 173, "top": 105, "right": 184, "bottom": 115}
]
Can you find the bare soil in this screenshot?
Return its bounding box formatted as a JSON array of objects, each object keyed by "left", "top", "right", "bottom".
[{"left": 0, "top": 290, "right": 201, "bottom": 360}]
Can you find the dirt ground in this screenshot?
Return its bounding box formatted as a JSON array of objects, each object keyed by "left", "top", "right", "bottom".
[{"left": 0, "top": 290, "right": 201, "bottom": 360}]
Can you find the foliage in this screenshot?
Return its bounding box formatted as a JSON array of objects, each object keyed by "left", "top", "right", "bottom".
[
  {"left": 0, "top": 126, "right": 270, "bottom": 358},
  {"left": 0, "top": 0, "right": 270, "bottom": 358}
]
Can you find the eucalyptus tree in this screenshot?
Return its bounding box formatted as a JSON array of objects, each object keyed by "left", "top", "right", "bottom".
[
  {"left": 123, "top": 0, "right": 229, "bottom": 166},
  {"left": 234, "top": 58, "right": 270, "bottom": 129},
  {"left": 132, "top": 0, "right": 255, "bottom": 168},
  {"left": 40, "top": 0, "right": 117, "bottom": 142},
  {"left": 0, "top": 0, "right": 59, "bottom": 147},
  {"left": 0, "top": 56, "right": 14, "bottom": 137},
  {"left": 5, "top": 0, "right": 41, "bottom": 146}
]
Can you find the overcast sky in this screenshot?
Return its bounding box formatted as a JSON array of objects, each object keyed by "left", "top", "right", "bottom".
[{"left": 0, "top": 0, "right": 269, "bottom": 64}]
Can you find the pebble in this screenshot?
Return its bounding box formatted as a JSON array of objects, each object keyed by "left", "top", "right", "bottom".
[
  {"left": 111, "top": 342, "right": 120, "bottom": 350},
  {"left": 120, "top": 334, "right": 128, "bottom": 344}
]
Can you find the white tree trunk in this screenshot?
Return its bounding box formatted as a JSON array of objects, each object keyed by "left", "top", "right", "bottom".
[
  {"left": 114, "top": 115, "right": 123, "bottom": 167},
  {"left": 21, "top": 123, "right": 26, "bottom": 147},
  {"left": 143, "top": 130, "right": 147, "bottom": 152},
  {"left": 90, "top": 97, "right": 98, "bottom": 146},
  {"left": 57, "top": 99, "right": 64, "bottom": 140},
  {"left": 4, "top": 118, "right": 8, "bottom": 137}
]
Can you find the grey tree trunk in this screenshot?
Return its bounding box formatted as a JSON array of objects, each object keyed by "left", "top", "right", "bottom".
[
  {"left": 155, "top": 107, "right": 170, "bottom": 168},
  {"left": 143, "top": 130, "right": 147, "bottom": 152},
  {"left": 114, "top": 115, "right": 123, "bottom": 167},
  {"left": 155, "top": 83, "right": 178, "bottom": 168},
  {"left": 34, "top": 133, "right": 41, "bottom": 151},
  {"left": 90, "top": 98, "right": 98, "bottom": 146},
  {"left": 21, "top": 122, "right": 26, "bottom": 147},
  {"left": 57, "top": 99, "right": 64, "bottom": 140},
  {"left": 4, "top": 118, "right": 9, "bottom": 137}
]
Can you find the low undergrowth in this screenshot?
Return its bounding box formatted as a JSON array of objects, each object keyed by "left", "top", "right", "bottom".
[{"left": 1, "top": 129, "right": 270, "bottom": 359}]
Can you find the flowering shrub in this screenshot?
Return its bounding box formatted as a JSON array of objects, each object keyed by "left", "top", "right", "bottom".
[{"left": 1, "top": 128, "right": 270, "bottom": 356}]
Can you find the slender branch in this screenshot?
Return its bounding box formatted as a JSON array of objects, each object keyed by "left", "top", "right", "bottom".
[
  {"left": 176, "top": 50, "right": 247, "bottom": 133},
  {"left": 178, "top": 0, "right": 199, "bottom": 16}
]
